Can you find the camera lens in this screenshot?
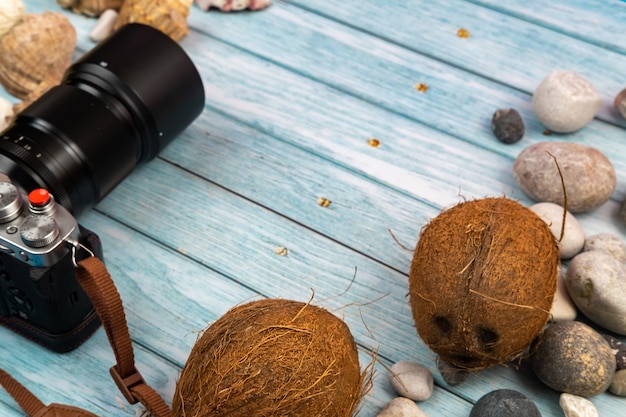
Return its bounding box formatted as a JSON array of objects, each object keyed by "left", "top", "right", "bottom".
[{"left": 0, "top": 23, "right": 205, "bottom": 215}]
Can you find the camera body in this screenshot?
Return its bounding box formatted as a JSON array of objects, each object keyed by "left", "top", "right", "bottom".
[{"left": 0, "top": 175, "right": 102, "bottom": 352}]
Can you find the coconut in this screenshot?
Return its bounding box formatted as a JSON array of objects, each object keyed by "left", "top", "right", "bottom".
[
  {"left": 172, "top": 298, "right": 365, "bottom": 417},
  {"left": 409, "top": 197, "right": 559, "bottom": 370}
]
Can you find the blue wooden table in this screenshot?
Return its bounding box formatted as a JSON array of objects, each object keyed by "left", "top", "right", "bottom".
[{"left": 1, "top": 1, "right": 625, "bottom": 416}]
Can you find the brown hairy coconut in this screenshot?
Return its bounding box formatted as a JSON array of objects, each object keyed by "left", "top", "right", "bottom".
[
  {"left": 409, "top": 197, "right": 559, "bottom": 370},
  {"left": 172, "top": 298, "right": 365, "bottom": 417}
]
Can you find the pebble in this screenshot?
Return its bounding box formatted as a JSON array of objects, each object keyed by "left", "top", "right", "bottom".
[
  {"left": 551, "top": 270, "right": 577, "bottom": 322},
  {"left": 602, "top": 334, "right": 626, "bottom": 370},
  {"left": 436, "top": 356, "right": 470, "bottom": 386},
  {"left": 532, "top": 70, "right": 602, "bottom": 133},
  {"left": 389, "top": 361, "right": 434, "bottom": 401},
  {"left": 0, "top": 96, "right": 14, "bottom": 131},
  {"left": 615, "top": 87, "right": 626, "bottom": 119},
  {"left": 376, "top": 397, "right": 429, "bottom": 417},
  {"left": 531, "top": 321, "right": 615, "bottom": 397},
  {"left": 469, "top": 389, "right": 541, "bottom": 417},
  {"left": 89, "top": 9, "right": 118, "bottom": 43},
  {"left": 530, "top": 202, "right": 584, "bottom": 259},
  {"left": 513, "top": 141, "right": 616, "bottom": 213},
  {"left": 584, "top": 233, "right": 626, "bottom": 263},
  {"left": 559, "top": 393, "right": 599, "bottom": 417},
  {"left": 566, "top": 251, "right": 626, "bottom": 335},
  {"left": 491, "top": 108, "right": 524, "bottom": 144},
  {"left": 609, "top": 369, "right": 626, "bottom": 396}
]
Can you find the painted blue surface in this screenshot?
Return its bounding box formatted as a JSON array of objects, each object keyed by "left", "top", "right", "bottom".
[{"left": 1, "top": 1, "right": 625, "bottom": 416}]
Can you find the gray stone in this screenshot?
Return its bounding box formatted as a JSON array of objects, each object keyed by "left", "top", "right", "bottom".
[
  {"left": 469, "top": 389, "right": 541, "bottom": 417},
  {"left": 584, "top": 233, "right": 626, "bottom": 263},
  {"left": 377, "top": 398, "right": 429, "bottom": 417},
  {"left": 615, "top": 87, "right": 626, "bottom": 120},
  {"left": 389, "top": 361, "right": 434, "bottom": 401},
  {"left": 491, "top": 108, "right": 524, "bottom": 144},
  {"left": 532, "top": 70, "right": 602, "bottom": 133},
  {"left": 559, "top": 393, "right": 599, "bottom": 417},
  {"left": 602, "top": 334, "right": 626, "bottom": 370},
  {"left": 609, "top": 369, "right": 626, "bottom": 396},
  {"left": 530, "top": 202, "right": 584, "bottom": 259},
  {"left": 566, "top": 251, "right": 626, "bottom": 335},
  {"left": 513, "top": 142, "right": 615, "bottom": 213},
  {"left": 551, "top": 271, "right": 577, "bottom": 322},
  {"left": 531, "top": 321, "right": 615, "bottom": 397}
]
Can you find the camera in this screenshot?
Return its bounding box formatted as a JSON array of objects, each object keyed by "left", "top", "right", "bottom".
[{"left": 0, "top": 23, "right": 205, "bottom": 352}]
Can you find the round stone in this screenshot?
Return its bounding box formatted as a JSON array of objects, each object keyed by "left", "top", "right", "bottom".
[
  {"left": 559, "top": 393, "right": 599, "bottom": 417},
  {"left": 491, "top": 108, "right": 524, "bottom": 144},
  {"left": 436, "top": 356, "right": 470, "bottom": 386},
  {"left": 531, "top": 321, "right": 616, "bottom": 397},
  {"left": 530, "top": 202, "right": 584, "bottom": 259},
  {"left": 584, "top": 233, "right": 626, "bottom": 263},
  {"left": 615, "top": 87, "right": 626, "bottom": 119},
  {"left": 532, "top": 70, "right": 602, "bottom": 133},
  {"left": 513, "top": 142, "right": 616, "bottom": 213},
  {"left": 550, "top": 271, "right": 577, "bottom": 322},
  {"left": 610, "top": 369, "right": 626, "bottom": 397},
  {"left": 602, "top": 334, "right": 626, "bottom": 370},
  {"left": 377, "top": 397, "right": 429, "bottom": 417},
  {"left": 469, "top": 389, "right": 541, "bottom": 417},
  {"left": 566, "top": 251, "right": 626, "bottom": 335},
  {"left": 389, "top": 361, "right": 434, "bottom": 401}
]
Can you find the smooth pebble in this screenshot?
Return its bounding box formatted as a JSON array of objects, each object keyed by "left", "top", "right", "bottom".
[
  {"left": 559, "top": 393, "right": 599, "bottom": 417},
  {"left": 491, "top": 108, "right": 524, "bottom": 144},
  {"left": 389, "top": 361, "right": 434, "bottom": 401},
  {"left": 0, "top": 96, "right": 13, "bottom": 131},
  {"left": 530, "top": 202, "right": 584, "bottom": 259},
  {"left": 584, "top": 233, "right": 626, "bottom": 263},
  {"left": 531, "top": 321, "right": 615, "bottom": 397},
  {"left": 602, "top": 334, "right": 626, "bottom": 370},
  {"left": 513, "top": 141, "right": 616, "bottom": 213},
  {"left": 566, "top": 251, "right": 626, "bottom": 335},
  {"left": 89, "top": 9, "right": 118, "bottom": 42},
  {"left": 532, "top": 70, "right": 602, "bottom": 132},
  {"left": 436, "top": 356, "right": 470, "bottom": 386},
  {"left": 469, "top": 389, "right": 541, "bottom": 417},
  {"left": 376, "top": 397, "right": 429, "bottom": 417},
  {"left": 551, "top": 270, "right": 577, "bottom": 322},
  {"left": 610, "top": 369, "right": 626, "bottom": 397},
  {"left": 615, "top": 87, "right": 626, "bottom": 119}
]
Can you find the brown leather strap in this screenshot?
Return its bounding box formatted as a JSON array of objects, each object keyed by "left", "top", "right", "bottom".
[
  {"left": 74, "top": 256, "right": 172, "bottom": 417},
  {"left": 0, "top": 369, "right": 46, "bottom": 416}
]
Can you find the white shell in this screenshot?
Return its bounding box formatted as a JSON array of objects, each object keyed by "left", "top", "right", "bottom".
[
  {"left": 195, "top": 0, "right": 271, "bottom": 12},
  {"left": 0, "top": 96, "right": 14, "bottom": 131},
  {"left": 0, "top": 0, "right": 25, "bottom": 38},
  {"left": 89, "top": 9, "right": 118, "bottom": 42}
]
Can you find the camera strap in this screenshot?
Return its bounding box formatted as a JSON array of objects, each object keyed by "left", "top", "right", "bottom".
[{"left": 0, "top": 256, "right": 172, "bottom": 417}]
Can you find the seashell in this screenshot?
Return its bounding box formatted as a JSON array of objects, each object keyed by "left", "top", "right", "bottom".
[
  {"left": 0, "top": 0, "right": 25, "bottom": 38},
  {"left": 57, "top": 0, "right": 124, "bottom": 17},
  {"left": 114, "top": 0, "right": 192, "bottom": 42},
  {"left": 195, "top": 0, "right": 272, "bottom": 12},
  {"left": 0, "top": 96, "right": 14, "bottom": 131},
  {"left": 0, "top": 12, "right": 76, "bottom": 100}
]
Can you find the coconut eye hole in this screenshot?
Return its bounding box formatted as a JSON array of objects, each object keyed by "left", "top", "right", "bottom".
[
  {"left": 434, "top": 316, "right": 452, "bottom": 334},
  {"left": 477, "top": 327, "right": 499, "bottom": 351}
]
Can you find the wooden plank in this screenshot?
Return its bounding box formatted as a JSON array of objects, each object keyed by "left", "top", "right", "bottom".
[
  {"left": 280, "top": 0, "right": 625, "bottom": 125},
  {"left": 463, "top": 0, "right": 626, "bottom": 53}
]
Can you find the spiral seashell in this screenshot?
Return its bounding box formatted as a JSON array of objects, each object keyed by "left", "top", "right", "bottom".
[
  {"left": 195, "top": 0, "right": 272, "bottom": 12},
  {"left": 0, "top": 12, "right": 76, "bottom": 100},
  {"left": 0, "top": 0, "right": 25, "bottom": 38},
  {"left": 57, "top": 0, "right": 124, "bottom": 17},
  {"left": 114, "top": 0, "right": 193, "bottom": 42}
]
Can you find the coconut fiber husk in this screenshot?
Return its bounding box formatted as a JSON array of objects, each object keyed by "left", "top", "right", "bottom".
[
  {"left": 409, "top": 197, "right": 559, "bottom": 370},
  {"left": 172, "top": 298, "right": 365, "bottom": 417}
]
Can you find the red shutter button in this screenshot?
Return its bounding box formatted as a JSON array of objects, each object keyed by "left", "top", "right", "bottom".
[{"left": 28, "top": 189, "right": 51, "bottom": 206}]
